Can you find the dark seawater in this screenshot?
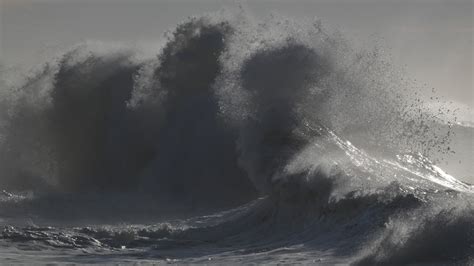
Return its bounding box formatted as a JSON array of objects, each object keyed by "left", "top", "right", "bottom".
[{"left": 0, "top": 12, "right": 472, "bottom": 265}]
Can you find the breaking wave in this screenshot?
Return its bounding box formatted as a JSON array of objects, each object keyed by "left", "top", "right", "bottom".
[{"left": 0, "top": 12, "right": 472, "bottom": 264}]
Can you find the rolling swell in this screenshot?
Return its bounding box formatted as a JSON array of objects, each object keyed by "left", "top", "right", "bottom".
[{"left": 0, "top": 12, "right": 472, "bottom": 264}]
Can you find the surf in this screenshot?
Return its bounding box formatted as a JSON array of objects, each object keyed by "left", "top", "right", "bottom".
[{"left": 0, "top": 11, "right": 472, "bottom": 264}]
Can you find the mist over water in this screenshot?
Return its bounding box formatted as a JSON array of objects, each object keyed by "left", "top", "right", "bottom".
[{"left": 0, "top": 11, "right": 472, "bottom": 264}]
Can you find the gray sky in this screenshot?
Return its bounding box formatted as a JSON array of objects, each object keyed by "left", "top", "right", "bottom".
[{"left": 0, "top": 0, "right": 473, "bottom": 107}]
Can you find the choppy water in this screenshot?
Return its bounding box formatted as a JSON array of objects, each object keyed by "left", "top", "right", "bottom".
[{"left": 0, "top": 11, "right": 472, "bottom": 265}]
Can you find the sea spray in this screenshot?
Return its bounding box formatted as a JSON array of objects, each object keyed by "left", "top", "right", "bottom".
[{"left": 0, "top": 12, "right": 471, "bottom": 264}]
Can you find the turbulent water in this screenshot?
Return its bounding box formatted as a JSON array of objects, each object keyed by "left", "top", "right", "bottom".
[{"left": 0, "top": 12, "right": 473, "bottom": 264}]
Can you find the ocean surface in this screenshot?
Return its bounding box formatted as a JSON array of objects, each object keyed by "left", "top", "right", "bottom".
[{"left": 0, "top": 12, "right": 472, "bottom": 264}]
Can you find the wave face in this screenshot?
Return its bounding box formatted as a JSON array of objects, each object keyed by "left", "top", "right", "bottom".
[{"left": 0, "top": 13, "right": 472, "bottom": 264}]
